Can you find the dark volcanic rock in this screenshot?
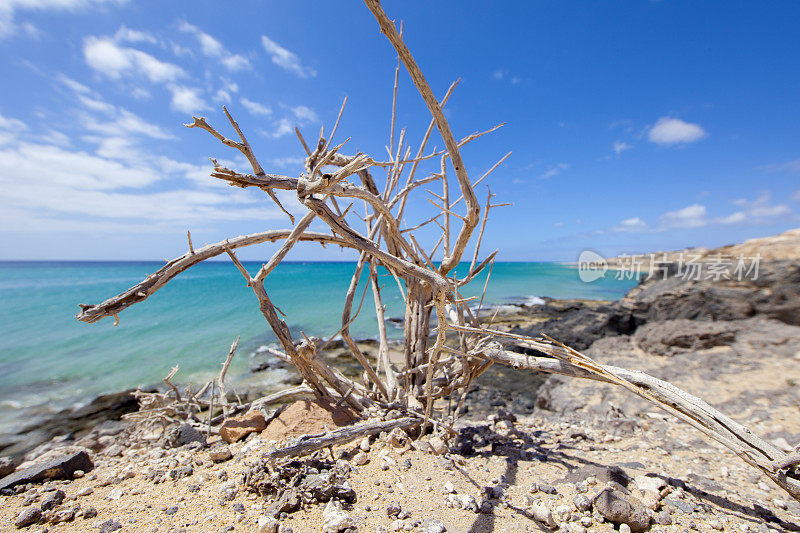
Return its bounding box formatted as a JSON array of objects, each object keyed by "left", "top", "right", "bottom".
[
  {"left": 0, "top": 390, "right": 138, "bottom": 459},
  {"left": 633, "top": 319, "right": 738, "bottom": 357},
  {"left": 0, "top": 451, "right": 93, "bottom": 490}
]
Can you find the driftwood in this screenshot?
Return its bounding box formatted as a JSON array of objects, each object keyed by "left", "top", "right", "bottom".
[
  {"left": 75, "top": 0, "right": 800, "bottom": 503},
  {"left": 266, "top": 417, "right": 421, "bottom": 460}
]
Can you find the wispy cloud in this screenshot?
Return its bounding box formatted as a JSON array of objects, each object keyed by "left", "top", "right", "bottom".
[
  {"left": 539, "top": 163, "right": 569, "bottom": 179},
  {"left": 648, "top": 117, "right": 706, "bottom": 145},
  {"left": 261, "top": 35, "right": 316, "bottom": 78},
  {"left": 761, "top": 157, "right": 800, "bottom": 173},
  {"left": 613, "top": 140, "right": 632, "bottom": 154},
  {"left": 178, "top": 21, "right": 250, "bottom": 72},
  {"left": 0, "top": 0, "right": 127, "bottom": 39},
  {"left": 240, "top": 97, "right": 272, "bottom": 116}
]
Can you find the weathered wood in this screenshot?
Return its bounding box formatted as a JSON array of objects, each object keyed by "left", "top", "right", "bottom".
[{"left": 265, "top": 417, "right": 421, "bottom": 460}]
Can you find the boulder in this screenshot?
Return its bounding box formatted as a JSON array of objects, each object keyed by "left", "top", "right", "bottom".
[
  {"left": 220, "top": 411, "right": 267, "bottom": 443},
  {"left": 261, "top": 399, "right": 357, "bottom": 443}
]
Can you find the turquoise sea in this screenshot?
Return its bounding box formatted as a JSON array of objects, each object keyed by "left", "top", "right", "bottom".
[{"left": 0, "top": 261, "right": 636, "bottom": 433}]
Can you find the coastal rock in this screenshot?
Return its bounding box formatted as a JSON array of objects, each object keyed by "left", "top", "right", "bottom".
[
  {"left": 219, "top": 411, "right": 267, "bottom": 443},
  {"left": 0, "top": 451, "right": 93, "bottom": 490},
  {"left": 261, "top": 399, "right": 357, "bottom": 443},
  {"left": 593, "top": 487, "right": 650, "bottom": 532},
  {"left": 633, "top": 319, "right": 737, "bottom": 357}
]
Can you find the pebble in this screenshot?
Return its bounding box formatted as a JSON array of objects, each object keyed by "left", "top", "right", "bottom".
[
  {"left": 257, "top": 515, "right": 279, "bottom": 533},
  {"left": 573, "top": 494, "right": 592, "bottom": 512},
  {"left": 442, "top": 481, "right": 455, "bottom": 494},
  {"left": 710, "top": 519, "right": 725, "bottom": 530},
  {"left": 387, "top": 502, "right": 402, "bottom": 517},
  {"left": 531, "top": 500, "right": 556, "bottom": 527},
  {"left": 14, "top": 507, "right": 42, "bottom": 528},
  {"left": 99, "top": 519, "right": 123, "bottom": 533},
  {"left": 359, "top": 437, "right": 371, "bottom": 452},
  {"left": 208, "top": 444, "right": 233, "bottom": 462},
  {"left": 353, "top": 451, "right": 369, "bottom": 466},
  {"left": 773, "top": 498, "right": 788, "bottom": 510},
  {"left": 40, "top": 489, "right": 65, "bottom": 510},
  {"left": 76, "top": 487, "right": 94, "bottom": 497},
  {"left": 107, "top": 488, "right": 124, "bottom": 500},
  {"left": 421, "top": 519, "right": 446, "bottom": 533}
]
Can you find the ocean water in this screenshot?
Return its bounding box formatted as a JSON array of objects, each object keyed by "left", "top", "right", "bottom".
[{"left": 0, "top": 261, "right": 636, "bottom": 432}]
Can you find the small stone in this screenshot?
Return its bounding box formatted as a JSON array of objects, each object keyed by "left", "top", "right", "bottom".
[
  {"left": 165, "top": 506, "right": 179, "bottom": 515},
  {"left": 531, "top": 500, "right": 556, "bottom": 528},
  {"left": 257, "top": 515, "right": 279, "bottom": 533},
  {"left": 567, "top": 524, "right": 587, "bottom": 533},
  {"left": 169, "top": 465, "right": 194, "bottom": 480},
  {"left": 51, "top": 508, "right": 75, "bottom": 524},
  {"left": 76, "top": 487, "right": 93, "bottom": 497},
  {"left": 359, "top": 437, "right": 371, "bottom": 452},
  {"left": 81, "top": 506, "right": 98, "bottom": 519},
  {"left": 173, "top": 423, "right": 206, "bottom": 447},
  {"left": 99, "top": 519, "right": 122, "bottom": 533},
  {"left": 73, "top": 469, "right": 84, "bottom": 478},
  {"left": 421, "top": 519, "right": 446, "bottom": 533},
  {"left": 352, "top": 451, "right": 369, "bottom": 466},
  {"left": 654, "top": 511, "right": 672, "bottom": 526},
  {"left": 635, "top": 474, "right": 666, "bottom": 493},
  {"left": 710, "top": 519, "right": 724, "bottom": 530},
  {"left": 555, "top": 504, "right": 572, "bottom": 522},
  {"left": 387, "top": 502, "right": 402, "bottom": 517},
  {"left": 208, "top": 444, "right": 233, "bottom": 462},
  {"left": 107, "top": 488, "right": 124, "bottom": 500},
  {"left": 15, "top": 507, "right": 42, "bottom": 528},
  {"left": 593, "top": 487, "right": 650, "bottom": 532},
  {"left": 104, "top": 444, "right": 123, "bottom": 457},
  {"left": 573, "top": 494, "right": 592, "bottom": 512},
  {"left": 443, "top": 481, "right": 455, "bottom": 493},
  {"left": 538, "top": 483, "right": 557, "bottom": 494},
  {"left": 40, "top": 489, "right": 65, "bottom": 510},
  {"left": 619, "top": 524, "right": 632, "bottom": 533},
  {"left": 429, "top": 436, "right": 447, "bottom": 455},
  {"left": 773, "top": 498, "right": 788, "bottom": 510},
  {"left": 322, "top": 499, "right": 354, "bottom": 532}
]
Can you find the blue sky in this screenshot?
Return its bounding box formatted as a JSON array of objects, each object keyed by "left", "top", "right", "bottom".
[{"left": 0, "top": 1, "right": 798, "bottom": 262}]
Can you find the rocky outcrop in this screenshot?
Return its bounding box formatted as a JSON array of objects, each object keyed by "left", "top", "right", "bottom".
[{"left": 0, "top": 451, "right": 93, "bottom": 490}]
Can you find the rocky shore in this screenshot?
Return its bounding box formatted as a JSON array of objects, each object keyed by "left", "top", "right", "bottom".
[{"left": 1, "top": 234, "right": 799, "bottom": 532}]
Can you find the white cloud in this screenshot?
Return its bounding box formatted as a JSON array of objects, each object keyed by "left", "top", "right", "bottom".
[
  {"left": 493, "top": 70, "right": 504, "bottom": 80},
  {"left": 648, "top": 117, "right": 707, "bottom": 145},
  {"left": 793, "top": 190, "right": 800, "bottom": 202},
  {"left": 659, "top": 203, "right": 707, "bottom": 228},
  {"left": 178, "top": 21, "right": 251, "bottom": 72},
  {"left": 738, "top": 191, "right": 790, "bottom": 218},
  {"left": 83, "top": 35, "right": 184, "bottom": 83},
  {"left": 611, "top": 216, "right": 648, "bottom": 232},
  {"left": 261, "top": 35, "right": 316, "bottom": 78},
  {"left": 270, "top": 118, "right": 293, "bottom": 138},
  {"left": 291, "top": 105, "right": 318, "bottom": 123},
  {"left": 553, "top": 221, "right": 564, "bottom": 228},
  {"left": 169, "top": 85, "right": 208, "bottom": 114},
  {"left": 539, "top": 163, "right": 569, "bottom": 179},
  {"left": 113, "top": 25, "right": 156, "bottom": 44},
  {"left": 613, "top": 141, "right": 632, "bottom": 154},
  {"left": 240, "top": 97, "right": 272, "bottom": 116}
]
